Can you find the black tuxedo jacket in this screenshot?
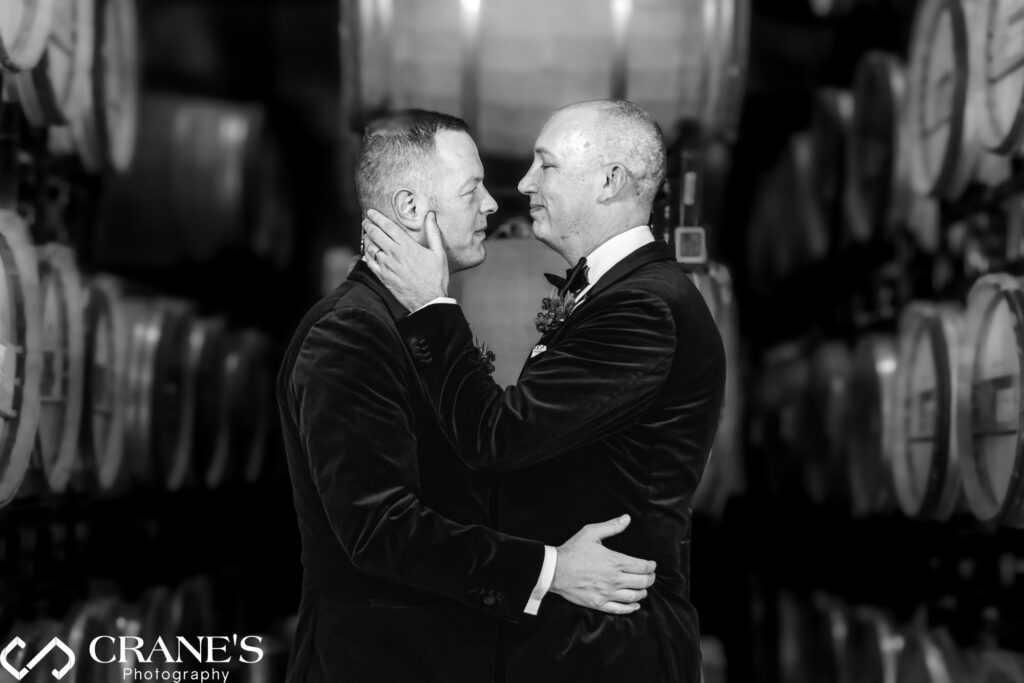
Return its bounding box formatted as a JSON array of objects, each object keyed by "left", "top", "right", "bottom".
[
  {"left": 277, "top": 261, "right": 545, "bottom": 682},
  {"left": 399, "top": 240, "right": 726, "bottom": 683}
]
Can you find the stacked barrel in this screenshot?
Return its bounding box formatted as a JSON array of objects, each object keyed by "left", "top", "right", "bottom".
[
  {"left": 770, "top": 592, "right": 1024, "bottom": 683},
  {"left": 2, "top": 0, "right": 140, "bottom": 173},
  {"left": 0, "top": 2, "right": 295, "bottom": 664},
  {"left": 749, "top": 0, "right": 1024, "bottom": 528},
  {"left": 750, "top": 283, "right": 1024, "bottom": 529},
  {"left": 0, "top": 227, "right": 279, "bottom": 508},
  {"left": 737, "top": 0, "right": 1024, "bottom": 680},
  {"left": 750, "top": 0, "right": 1023, "bottom": 287}
]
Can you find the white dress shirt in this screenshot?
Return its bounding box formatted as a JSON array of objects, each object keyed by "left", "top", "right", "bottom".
[{"left": 422, "top": 225, "right": 655, "bottom": 614}]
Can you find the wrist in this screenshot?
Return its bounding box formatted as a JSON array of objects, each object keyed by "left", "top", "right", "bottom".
[{"left": 550, "top": 545, "right": 566, "bottom": 595}]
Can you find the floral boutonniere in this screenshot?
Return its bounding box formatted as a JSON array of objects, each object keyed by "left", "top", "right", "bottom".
[
  {"left": 473, "top": 337, "right": 496, "bottom": 374},
  {"left": 534, "top": 290, "right": 576, "bottom": 335}
]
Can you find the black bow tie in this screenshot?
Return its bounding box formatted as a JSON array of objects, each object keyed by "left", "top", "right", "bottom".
[{"left": 544, "top": 258, "right": 589, "bottom": 297}]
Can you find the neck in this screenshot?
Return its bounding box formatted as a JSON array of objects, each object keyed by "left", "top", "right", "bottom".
[{"left": 563, "top": 215, "right": 648, "bottom": 262}]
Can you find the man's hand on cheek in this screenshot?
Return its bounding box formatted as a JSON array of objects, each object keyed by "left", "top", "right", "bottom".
[{"left": 363, "top": 209, "right": 450, "bottom": 311}]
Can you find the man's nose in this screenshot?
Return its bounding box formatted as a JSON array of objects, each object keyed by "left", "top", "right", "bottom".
[
  {"left": 481, "top": 188, "right": 498, "bottom": 215},
  {"left": 517, "top": 167, "right": 537, "bottom": 196}
]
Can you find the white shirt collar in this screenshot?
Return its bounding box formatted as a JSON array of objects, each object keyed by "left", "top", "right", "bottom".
[{"left": 576, "top": 225, "right": 654, "bottom": 301}]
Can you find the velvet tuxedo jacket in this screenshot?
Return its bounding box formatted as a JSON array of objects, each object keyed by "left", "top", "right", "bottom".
[
  {"left": 277, "top": 261, "right": 545, "bottom": 683},
  {"left": 399, "top": 239, "right": 726, "bottom": 683}
]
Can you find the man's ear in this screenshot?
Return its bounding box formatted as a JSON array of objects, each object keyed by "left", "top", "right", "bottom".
[
  {"left": 598, "top": 163, "right": 630, "bottom": 203},
  {"left": 391, "top": 188, "right": 424, "bottom": 232}
]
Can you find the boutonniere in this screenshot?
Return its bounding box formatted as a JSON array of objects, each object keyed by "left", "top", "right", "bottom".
[
  {"left": 534, "top": 290, "right": 576, "bottom": 335},
  {"left": 473, "top": 337, "right": 496, "bottom": 374}
]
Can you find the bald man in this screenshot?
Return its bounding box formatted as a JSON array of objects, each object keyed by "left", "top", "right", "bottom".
[{"left": 363, "top": 100, "right": 726, "bottom": 682}]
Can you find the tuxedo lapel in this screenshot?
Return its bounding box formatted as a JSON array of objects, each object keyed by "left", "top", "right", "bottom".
[
  {"left": 521, "top": 240, "right": 674, "bottom": 373},
  {"left": 347, "top": 260, "right": 410, "bottom": 321},
  {"left": 579, "top": 240, "right": 675, "bottom": 305}
]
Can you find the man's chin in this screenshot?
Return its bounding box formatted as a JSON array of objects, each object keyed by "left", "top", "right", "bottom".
[
  {"left": 452, "top": 248, "right": 487, "bottom": 272},
  {"left": 530, "top": 219, "right": 549, "bottom": 241}
]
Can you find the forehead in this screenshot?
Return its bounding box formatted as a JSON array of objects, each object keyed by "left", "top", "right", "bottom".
[
  {"left": 433, "top": 129, "right": 483, "bottom": 176},
  {"left": 535, "top": 107, "right": 601, "bottom": 158}
]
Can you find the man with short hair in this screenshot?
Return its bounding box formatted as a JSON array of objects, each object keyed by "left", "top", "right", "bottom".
[
  {"left": 363, "top": 100, "right": 726, "bottom": 682},
  {"left": 277, "top": 109, "right": 656, "bottom": 683}
]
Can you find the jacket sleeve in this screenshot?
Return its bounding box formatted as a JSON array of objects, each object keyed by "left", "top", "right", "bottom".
[
  {"left": 291, "top": 305, "right": 545, "bottom": 619},
  {"left": 396, "top": 289, "right": 676, "bottom": 472}
]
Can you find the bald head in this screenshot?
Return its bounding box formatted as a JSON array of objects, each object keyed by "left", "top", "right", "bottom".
[
  {"left": 519, "top": 99, "right": 667, "bottom": 261},
  {"left": 551, "top": 99, "right": 667, "bottom": 211}
]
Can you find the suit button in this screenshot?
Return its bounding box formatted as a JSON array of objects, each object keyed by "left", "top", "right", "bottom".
[{"left": 483, "top": 595, "right": 496, "bottom": 607}]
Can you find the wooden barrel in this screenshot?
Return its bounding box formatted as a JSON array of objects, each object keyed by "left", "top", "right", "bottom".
[
  {"left": 892, "top": 303, "right": 965, "bottom": 521},
  {"left": 193, "top": 327, "right": 273, "bottom": 488},
  {"left": 978, "top": 0, "right": 1024, "bottom": 155},
  {"left": 187, "top": 318, "right": 229, "bottom": 489},
  {"left": 846, "top": 52, "right": 914, "bottom": 243},
  {"left": 799, "top": 342, "right": 852, "bottom": 506},
  {"left": 13, "top": 0, "right": 94, "bottom": 127},
  {"left": 449, "top": 237, "right": 569, "bottom": 387},
  {"left": 70, "top": 0, "right": 138, "bottom": 173},
  {"left": 959, "top": 273, "right": 1024, "bottom": 528},
  {"left": 846, "top": 608, "right": 902, "bottom": 683},
  {"left": 123, "top": 298, "right": 194, "bottom": 490},
  {"left": 79, "top": 275, "right": 128, "bottom": 492},
  {"left": 0, "top": 0, "right": 55, "bottom": 72},
  {"left": 897, "top": 631, "right": 967, "bottom": 683},
  {"left": 847, "top": 334, "right": 900, "bottom": 517},
  {"left": 33, "top": 244, "right": 85, "bottom": 494},
  {"left": 98, "top": 94, "right": 292, "bottom": 269},
  {"left": 355, "top": 0, "right": 745, "bottom": 156},
  {"left": 691, "top": 263, "right": 743, "bottom": 517},
  {"left": 0, "top": 211, "right": 42, "bottom": 508},
  {"left": 907, "top": 0, "right": 977, "bottom": 199},
  {"left": 906, "top": 0, "right": 1011, "bottom": 199},
  {"left": 810, "top": 88, "right": 854, "bottom": 240},
  {"left": 227, "top": 331, "right": 273, "bottom": 485}
]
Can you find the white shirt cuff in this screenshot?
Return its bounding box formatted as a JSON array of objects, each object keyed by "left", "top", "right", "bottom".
[
  {"left": 523, "top": 545, "right": 557, "bottom": 615},
  {"left": 413, "top": 296, "right": 456, "bottom": 313}
]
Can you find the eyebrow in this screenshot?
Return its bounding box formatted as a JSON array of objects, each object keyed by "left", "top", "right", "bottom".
[{"left": 535, "top": 147, "right": 554, "bottom": 157}]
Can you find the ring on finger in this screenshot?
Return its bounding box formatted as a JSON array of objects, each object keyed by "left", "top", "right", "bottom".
[{"left": 374, "top": 248, "right": 383, "bottom": 262}]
